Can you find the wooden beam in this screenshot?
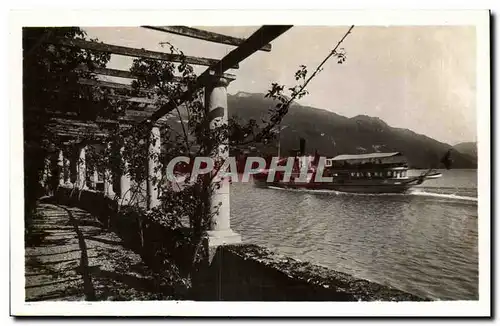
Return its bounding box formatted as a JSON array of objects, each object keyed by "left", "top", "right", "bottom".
[
  {"left": 47, "top": 37, "right": 239, "bottom": 69},
  {"left": 49, "top": 80, "right": 159, "bottom": 105},
  {"left": 78, "top": 66, "right": 172, "bottom": 81},
  {"left": 78, "top": 66, "right": 235, "bottom": 82},
  {"left": 78, "top": 78, "right": 179, "bottom": 97},
  {"left": 50, "top": 118, "right": 101, "bottom": 128},
  {"left": 78, "top": 78, "right": 159, "bottom": 98},
  {"left": 48, "top": 120, "right": 131, "bottom": 137},
  {"left": 48, "top": 122, "right": 108, "bottom": 136},
  {"left": 78, "top": 78, "right": 135, "bottom": 91},
  {"left": 46, "top": 103, "right": 172, "bottom": 117},
  {"left": 109, "top": 94, "right": 157, "bottom": 104},
  {"left": 124, "top": 110, "right": 161, "bottom": 118},
  {"left": 53, "top": 131, "right": 108, "bottom": 139},
  {"left": 142, "top": 26, "right": 272, "bottom": 52},
  {"left": 50, "top": 87, "right": 159, "bottom": 105},
  {"left": 143, "top": 25, "right": 292, "bottom": 124},
  {"left": 48, "top": 126, "right": 109, "bottom": 138},
  {"left": 78, "top": 79, "right": 223, "bottom": 107},
  {"left": 85, "top": 67, "right": 137, "bottom": 79},
  {"left": 46, "top": 110, "right": 170, "bottom": 124}
]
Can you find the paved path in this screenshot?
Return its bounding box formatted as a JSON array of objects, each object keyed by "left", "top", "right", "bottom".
[{"left": 25, "top": 203, "right": 173, "bottom": 301}]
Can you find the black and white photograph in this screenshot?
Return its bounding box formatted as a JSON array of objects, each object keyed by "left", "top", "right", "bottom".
[{"left": 9, "top": 9, "right": 491, "bottom": 317}]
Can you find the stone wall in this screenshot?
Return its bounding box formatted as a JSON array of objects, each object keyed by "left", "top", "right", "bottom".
[
  {"left": 52, "top": 186, "right": 192, "bottom": 266},
  {"left": 196, "top": 244, "right": 427, "bottom": 301},
  {"left": 53, "top": 186, "right": 118, "bottom": 226}
]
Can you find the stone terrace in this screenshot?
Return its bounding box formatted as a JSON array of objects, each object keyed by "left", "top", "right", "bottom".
[{"left": 25, "top": 202, "right": 173, "bottom": 301}]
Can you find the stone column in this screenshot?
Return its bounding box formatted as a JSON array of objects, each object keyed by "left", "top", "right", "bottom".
[
  {"left": 147, "top": 124, "right": 162, "bottom": 209},
  {"left": 61, "top": 149, "right": 71, "bottom": 186},
  {"left": 57, "top": 149, "right": 65, "bottom": 186},
  {"left": 40, "top": 154, "right": 53, "bottom": 195},
  {"left": 104, "top": 143, "right": 115, "bottom": 198},
  {"left": 91, "top": 168, "right": 99, "bottom": 190},
  {"left": 120, "top": 145, "right": 131, "bottom": 205},
  {"left": 204, "top": 75, "right": 241, "bottom": 247},
  {"left": 104, "top": 169, "right": 115, "bottom": 197},
  {"left": 76, "top": 145, "right": 87, "bottom": 189}
]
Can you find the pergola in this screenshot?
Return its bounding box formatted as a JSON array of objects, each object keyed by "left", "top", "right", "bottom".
[{"left": 38, "top": 25, "right": 292, "bottom": 247}]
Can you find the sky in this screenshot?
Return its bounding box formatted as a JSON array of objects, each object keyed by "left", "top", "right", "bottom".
[{"left": 83, "top": 26, "right": 477, "bottom": 145}]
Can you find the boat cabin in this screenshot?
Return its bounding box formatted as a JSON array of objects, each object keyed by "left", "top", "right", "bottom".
[{"left": 324, "top": 152, "right": 409, "bottom": 179}]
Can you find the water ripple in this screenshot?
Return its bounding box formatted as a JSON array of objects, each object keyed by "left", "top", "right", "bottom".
[{"left": 231, "top": 170, "right": 478, "bottom": 300}]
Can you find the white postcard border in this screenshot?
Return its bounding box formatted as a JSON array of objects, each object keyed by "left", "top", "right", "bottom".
[{"left": 9, "top": 9, "right": 491, "bottom": 317}]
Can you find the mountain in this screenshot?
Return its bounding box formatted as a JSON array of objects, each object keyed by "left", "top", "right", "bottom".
[
  {"left": 228, "top": 92, "right": 477, "bottom": 169},
  {"left": 453, "top": 142, "right": 477, "bottom": 159}
]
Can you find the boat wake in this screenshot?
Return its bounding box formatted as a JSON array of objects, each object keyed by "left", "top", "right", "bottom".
[
  {"left": 266, "top": 186, "right": 478, "bottom": 202},
  {"left": 409, "top": 190, "right": 478, "bottom": 202},
  {"left": 267, "top": 186, "right": 340, "bottom": 194}
]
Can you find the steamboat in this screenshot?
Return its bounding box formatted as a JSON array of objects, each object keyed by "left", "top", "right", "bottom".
[{"left": 253, "top": 140, "right": 444, "bottom": 194}]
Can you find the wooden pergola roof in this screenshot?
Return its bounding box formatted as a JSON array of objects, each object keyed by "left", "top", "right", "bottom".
[{"left": 42, "top": 25, "right": 292, "bottom": 141}]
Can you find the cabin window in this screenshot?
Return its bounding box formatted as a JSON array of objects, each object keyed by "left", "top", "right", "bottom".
[
  {"left": 367, "top": 172, "right": 371, "bottom": 177},
  {"left": 388, "top": 171, "right": 393, "bottom": 177},
  {"left": 325, "top": 159, "right": 332, "bottom": 167},
  {"left": 350, "top": 172, "right": 355, "bottom": 177}
]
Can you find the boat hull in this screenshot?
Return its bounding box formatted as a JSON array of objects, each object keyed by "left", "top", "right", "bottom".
[
  {"left": 253, "top": 175, "right": 430, "bottom": 194},
  {"left": 255, "top": 181, "right": 412, "bottom": 194}
]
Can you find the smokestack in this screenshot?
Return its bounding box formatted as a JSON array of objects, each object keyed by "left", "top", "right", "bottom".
[
  {"left": 441, "top": 149, "right": 453, "bottom": 170},
  {"left": 299, "top": 138, "right": 306, "bottom": 156}
]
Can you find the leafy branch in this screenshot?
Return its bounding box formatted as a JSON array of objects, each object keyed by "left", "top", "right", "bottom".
[{"left": 231, "top": 25, "right": 354, "bottom": 147}]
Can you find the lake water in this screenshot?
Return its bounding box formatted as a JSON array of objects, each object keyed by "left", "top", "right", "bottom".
[{"left": 230, "top": 169, "right": 478, "bottom": 300}]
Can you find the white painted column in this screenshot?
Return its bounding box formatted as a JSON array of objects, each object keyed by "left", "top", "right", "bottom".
[
  {"left": 204, "top": 75, "right": 241, "bottom": 246},
  {"left": 147, "top": 124, "right": 162, "bottom": 209},
  {"left": 63, "top": 150, "right": 72, "bottom": 186},
  {"left": 104, "top": 143, "right": 115, "bottom": 197},
  {"left": 104, "top": 169, "right": 115, "bottom": 197},
  {"left": 120, "top": 145, "right": 131, "bottom": 205},
  {"left": 77, "top": 145, "right": 87, "bottom": 189},
  {"left": 91, "top": 168, "right": 98, "bottom": 190},
  {"left": 57, "top": 149, "right": 65, "bottom": 186},
  {"left": 40, "top": 154, "right": 53, "bottom": 195}
]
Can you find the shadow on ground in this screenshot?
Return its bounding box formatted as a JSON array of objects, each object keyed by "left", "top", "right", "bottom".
[{"left": 25, "top": 201, "right": 174, "bottom": 301}]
